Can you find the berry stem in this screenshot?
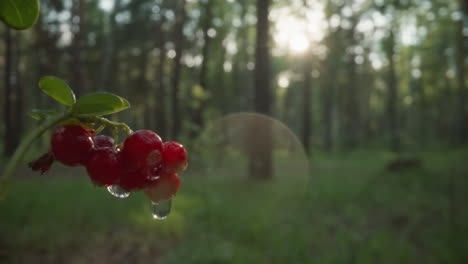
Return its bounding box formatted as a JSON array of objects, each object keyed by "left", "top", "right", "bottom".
[
  {"left": 0, "top": 113, "right": 72, "bottom": 199},
  {"left": 94, "top": 125, "right": 106, "bottom": 135},
  {"left": 78, "top": 116, "right": 133, "bottom": 135},
  {"left": 112, "top": 127, "right": 119, "bottom": 147}
]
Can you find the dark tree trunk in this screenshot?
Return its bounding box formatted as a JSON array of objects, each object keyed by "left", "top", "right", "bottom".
[
  {"left": 33, "top": 20, "right": 44, "bottom": 109},
  {"left": 456, "top": 0, "right": 467, "bottom": 143},
  {"left": 249, "top": 0, "right": 272, "bottom": 180},
  {"left": 3, "top": 29, "right": 22, "bottom": 156},
  {"left": 302, "top": 53, "right": 312, "bottom": 155},
  {"left": 4, "top": 27, "right": 13, "bottom": 157},
  {"left": 215, "top": 37, "right": 228, "bottom": 114},
  {"left": 322, "top": 80, "right": 334, "bottom": 152},
  {"left": 418, "top": 77, "right": 427, "bottom": 147},
  {"left": 137, "top": 50, "right": 150, "bottom": 128},
  {"left": 254, "top": 0, "right": 272, "bottom": 116},
  {"left": 322, "top": 32, "right": 341, "bottom": 152},
  {"left": 170, "top": 0, "right": 187, "bottom": 140},
  {"left": 386, "top": 29, "right": 400, "bottom": 153},
  {"left": 155, "top": 16, "right": 167, "bottom": 139},
  {"left": 440, "top": 71, "right": 452, "bottom": 141},
  {"left": 34, "top": 15, "right": 60, "bottom": 105},
  {"left": 361, "top": 60, "right": 373, "bottom": 141},
  {"left": 70, "top": 0, "right": 88, "bottom": 95},
  {"left": 192, "top": 0, "right": 213, "bottom": 135},
  {"left": 14, "top": 33, "right": 23, "bottom": 148},
  {"left": 232, "top": 0, "right": 251, "bottom": 111},
  {"left": 343, "top": 21, "right": 359, "bottom": 149},
  {"left": 199, "top": 2, "right": 212, "bottom": 90},
  {"left": 98, "top": 0, "right": 122, "bottom": 91}
]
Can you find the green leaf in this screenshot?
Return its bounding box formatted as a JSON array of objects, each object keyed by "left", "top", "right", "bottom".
[
  {"left": 0, "top": 0, "right": 40, "bottom": 30},
  {"left": 28, "top": 109, "right": 61, "bottom": 120},
  {"left": 39, "top": 76, "right": 76, "bottom": 106},
  {"left": 73, "top": 92, "right": 130, "bottom": 116}
]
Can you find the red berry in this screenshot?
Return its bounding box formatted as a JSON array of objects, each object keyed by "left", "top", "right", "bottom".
[
  {"left": 121, "top": 130, "right": 163, "bottom": 172},
  {"left": 119, "top": 162, "right": 165, "bottom": 191},
  {"left": 162, "top": 141, "right": 188, "bottom": 173},
  {"left": 119, "top": 168, "right": 152, "bottom": 191},
  {"left": 86, "top": 147, "right": 123, "bottom": 186},
  {"left": 93, "top": 135, "right": 114, "bottom": 148},
  {"left": 51, "top": 125, "right": 94, "bottom": 166},
  {"left": 144, "top": 173, "right": 181, "bottom": 202},
  {"left": 149, "top": 163, "right": 164, "bottom": 178}
]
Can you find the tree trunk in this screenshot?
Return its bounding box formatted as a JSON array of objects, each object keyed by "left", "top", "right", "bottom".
[
  {"left": 254, "top": 0, "right": 272, "bottom": 116},
  {"left": 155, "top": 16, "right": 167, "bottom": 139},
  {"left": 302, "top": 52, "right": 312, "bottom": 155},
  {"left": 249, "top": 0, "right": 272, "bottom": 180},
  {"left": 343, "top": 21, "right": 359, "bottom": 149},
  {"left": 170, "top": 0, "right": 187, "bottom": 140},
  {"left": 137, "top": 50, "right": 150, "bottom": 128},
  {"left": 322, "top": 80, "right": 334, "bottom": 151},
  {"left": 215, "top": 35, "right": 228, "bottom": 114},
  {"left": 386, "top": 29, "right": 400, "bottom": 152},
  {"left": 456, "top": 0, "right": 467, "bottom": 143},
  {"left": 192, "top": 0, "right": 213, "bottom": 135},
  {"left": 3, "top": 29, "right": 22, "bottom": 156},
  {"left": 98, "top": 0, "right": 123, "bottom": 91},
  {"left": 361, "top": 57, "right": 373, "bottom": 141},
  {"left": 232, "top": 0, "right": 250, "bottom": 111},
  {"left": 14, "top": 32, "right": 23, "bottom": 148},
  {"left": 4, "top": 27, "right": 13, "bottom": 157},
  {"left": 34, "top": 15, "right": 60, "bottom": 107},
  {"left": 322, "top": 31, "right": 341, "bottom": 152},
  {"left": 70, "top": 0, "right": 88, "bottom": 95},
  {"left": 418, "top": 76, "right": 427, "bottom": 147}
]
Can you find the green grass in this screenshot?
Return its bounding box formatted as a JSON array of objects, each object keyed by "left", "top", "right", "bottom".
[{"left": 1, "top": 149, "right": 467, "bottom": 263}]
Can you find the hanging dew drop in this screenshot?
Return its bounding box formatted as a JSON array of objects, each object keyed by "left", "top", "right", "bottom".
[
  {"left": 151, "top": 199, "right": 172, "bottom": 220},
  {"left": 107, "top": 185, "right": 130, "bottom": 198}
]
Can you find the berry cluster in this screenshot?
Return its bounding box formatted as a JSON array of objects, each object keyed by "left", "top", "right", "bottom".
[{"left": 30, "top": 125, "right": 187, "bottom": 202}]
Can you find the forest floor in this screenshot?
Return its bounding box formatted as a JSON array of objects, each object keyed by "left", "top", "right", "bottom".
[{"left": 1, "top": 148, "right": 467, "bottom": 264}]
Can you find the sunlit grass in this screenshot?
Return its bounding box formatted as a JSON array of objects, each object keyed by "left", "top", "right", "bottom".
[{"left": 1, "top": 149, "right": 467, "bottom": 263}]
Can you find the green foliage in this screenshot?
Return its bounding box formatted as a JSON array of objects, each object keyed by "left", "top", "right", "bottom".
[
  {"left": 72, "top": 92, "right": 130, "bottom": 116},
  {"left": 37, "top": 76, "right": 130, "bottom": 117},
  {"left": 0, "top": 0, "right": 40, "bottom": 30},
  {"left": 39, "top": 76, "right": 76, "bottom": 106}
]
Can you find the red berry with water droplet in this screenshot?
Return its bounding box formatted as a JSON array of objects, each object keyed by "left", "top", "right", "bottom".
[
  {"left": 144, "top": 173, "right": 181, "bottom": 203},
  {"left": 162, "top": 141, "right": 188, "bottom": 174},
  {"left": 121, "top": 130, "right": 163, "bottom": 172},
  {"left": 51, "top": 125, "right": 94, "bottom": 166},
  {"left": 86, "top": 147, "right": 123, "bottom": 186},
  {"left": 93, "top": 135, "right": 114, "bottom": 148}
]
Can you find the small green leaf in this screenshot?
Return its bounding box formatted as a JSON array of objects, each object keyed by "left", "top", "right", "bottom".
[
  {"left": 28, "top": 109, "right": 61, "bottom": 120},
  {"left": 73, "top": 92, "right": 130, "bottom": 116},
  {"left": 39, "top": 76, "right": 76, "bottom": 106},
  {"left": 0, "top": 0, "right": 40, "bottom": 30}
]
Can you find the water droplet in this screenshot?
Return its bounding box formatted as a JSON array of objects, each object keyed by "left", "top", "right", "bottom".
[
  {"left": 148, "top": 163, "right": 163, "bottom": 180},
  {"left": 107, "top": 185, "right": 130, "bottom": 198},
  {"left": 148, "top": 175, "right": 161, "bottom": 181},
  {"left": 151, "top": 199, "right": 172, "bottom": 220}
]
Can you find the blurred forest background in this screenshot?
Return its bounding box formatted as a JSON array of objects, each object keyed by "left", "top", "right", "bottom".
[
  {"left": 1, "top": 0, "right": 468, "bottom": 263},
  {"left": 1, "top": 0, "right": 467, "bottom": 152}
]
